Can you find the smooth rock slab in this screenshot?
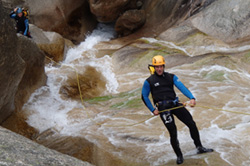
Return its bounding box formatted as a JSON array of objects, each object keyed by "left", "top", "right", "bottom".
[{"left": 0, "top": 127, "right": 94, "bottom": 166}]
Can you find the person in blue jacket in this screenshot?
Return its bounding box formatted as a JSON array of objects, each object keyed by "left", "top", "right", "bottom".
[
  {"left": 141, "top": 55, "right": 213, "bottom": 165},
  {"left": 10, "top": 7, "right": 31, "bottom": 38}
]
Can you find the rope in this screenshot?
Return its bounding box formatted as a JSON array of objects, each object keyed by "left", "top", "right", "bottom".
[
  {"left": 158, "top": 102, "right": 250, "bottom": 116},
  {"left": 195, "top": 105, "right": 250, "bottom": 116},
  {"left": 103, "top": 106, "right": 186, "bottom": 128},
  {"left": 158, "top": 105, "right": 185, "bottom": 114},
  {"left": 45, "top": 56, "right": 86, "bottom": 109},
  {"left": 75, "top": 70, "right": 85, "bottom": 109}
]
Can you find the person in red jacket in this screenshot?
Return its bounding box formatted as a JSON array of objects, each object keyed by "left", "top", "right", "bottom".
[{"left": 142, "top": 55, "right": 213, "bottom": 165}]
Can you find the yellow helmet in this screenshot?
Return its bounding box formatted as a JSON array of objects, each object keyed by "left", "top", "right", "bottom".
[{"left": 152, "top": 55, "right": 165, "bottom": 66}]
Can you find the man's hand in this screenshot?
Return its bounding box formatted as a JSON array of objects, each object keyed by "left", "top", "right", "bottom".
[
  {"left": 189, "top": 99, "right": 196, "bottom": 107},
  {"left": 153, "top": 109, "right": 159, "bottom": 116}
]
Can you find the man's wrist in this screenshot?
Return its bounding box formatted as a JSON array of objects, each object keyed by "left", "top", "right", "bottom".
[{"left": 151, "top": 108, "right": 156, "bottom": 112}]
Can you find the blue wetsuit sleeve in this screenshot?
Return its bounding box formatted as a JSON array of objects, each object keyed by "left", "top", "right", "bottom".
[
  {"left": 23, "top": 19, "right": 29, "bottom": 36},
  {"left": 10, "top": 11, "right": 16, "bottom": 18},
  {"left": 141, "top": 80, "right": 155, "bottom": 112},
  {"left": 173, "top": 75, "right": 195, "bottom": 99}
]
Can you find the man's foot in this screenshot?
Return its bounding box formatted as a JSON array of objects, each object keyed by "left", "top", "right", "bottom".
[
  {"left": 176, "top": 155, "right": 184, "bottom": 165},
  {"left": 197, "top": 146, "right": 214, "bottom": 154}
]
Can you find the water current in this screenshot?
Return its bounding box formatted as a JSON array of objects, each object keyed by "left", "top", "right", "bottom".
[{"left": 22, "top": 24, "right": 250, "bottom": 166}]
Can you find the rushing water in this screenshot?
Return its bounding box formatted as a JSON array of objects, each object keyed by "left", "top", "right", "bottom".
[{"left": 22, "top": 24, "right": 250, "bottom": 166}]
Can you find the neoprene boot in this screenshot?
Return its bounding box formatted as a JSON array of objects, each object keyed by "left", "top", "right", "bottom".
[
  {"left": 174, "top": 145, "right": 184, "bottom": 164},
  {"left": 176, "top": 155, "right": 184, "bottom": 165},
  {"left": 197, "top": 146, "right": 214, "bottom": 154}
]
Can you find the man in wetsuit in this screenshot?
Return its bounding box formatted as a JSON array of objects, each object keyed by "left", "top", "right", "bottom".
[
  {"left": 141, "top": 55, "right": 213, "bottom": 165},
  {"left": 10, "top": 7, "right": 31, "bottom": 38}
]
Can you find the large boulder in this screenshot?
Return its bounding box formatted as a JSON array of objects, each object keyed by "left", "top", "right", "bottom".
[
  {"left": 115, "top": 9, "right": 146, "bottom": 37},
  {"left": 0, "top": 1, "right": 47, "bottom": 124},
  {"left": 89, "top": 0, "right": 144, "bottom": 36},
  {"left": 159, "top": 0, "right": 250, "bottom": 45},
  {"left": 30, "top": 24, "right": 74, "bottom": 62},
  {"left": 190, "top": 0, "right": 250, "bottom": 45},
  {"left": 0, "top": 1, "right": 25, "bottom": 123},
  {"left": 88, "top": 0, "right": 140, "bottom": 22},
  {"left": 15, "top": 35, "right": 47, "bottom": 112},
  {"left": 159, "top": 0, "right": 250, "bottom": 47},
  {"left": 136, "top": 0, "right": 215, "bottom": 37},
  {"left": 0, "top": 126, "right": 93, "bottom": 166}
]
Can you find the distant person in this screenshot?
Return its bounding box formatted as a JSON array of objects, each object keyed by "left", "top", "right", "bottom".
[
  {"left": 10, "top": 7, "right": 31, "bottom": 38},
  {"left": 141, "top": 55, "right": 213, "bottom": 165}
]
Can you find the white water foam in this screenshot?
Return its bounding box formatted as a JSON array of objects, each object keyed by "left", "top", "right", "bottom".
[
  {"left": 65, "top": 23, "right": 116, "bottom": 63},
  {"left": 25, "top": 23, "right": 118, "bottom": 133}
]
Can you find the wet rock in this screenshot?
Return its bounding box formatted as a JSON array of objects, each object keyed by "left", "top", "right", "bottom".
[
  {"left": 15, "top": 35, "right": 47, "bottom": 111},
  {"left": 60, "top": 66, "right": 107, "bottom": 99},
  {"left": 190, "top": 0, "right": 250, "bottom": 45},
  {"left": 134, "top": 0, "right": 195, "bottom": 37},
  {"left": 0, "top": 1, "right": 46, "bottom": 123},
  {"left": 159, "top": 0, "right": 250, "bottom": 46},
  {"left": 115, "top": 9, "right": 146, "bottom": 37},
  {"left": 30, "top": 24, "right": 74, "bottom": 62},
  {"left": 1, "top": 34, "right": 47, "bottom": 134},
  {"left": 0, "top": 1, "right": 25, "bottom": 123},
  {"left": 89, "top": 0, "right": 145, "bottom": 36},
  {"left": 0, "top": 126, "right": 93, "bottom": 166},
  {"left": 88, "top": 0, "right": 139, "bottom": 23}
]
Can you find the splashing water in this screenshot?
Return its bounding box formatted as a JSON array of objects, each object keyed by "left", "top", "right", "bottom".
[{"left": 24, "top": 24, "right": 119, "bottom": 133}]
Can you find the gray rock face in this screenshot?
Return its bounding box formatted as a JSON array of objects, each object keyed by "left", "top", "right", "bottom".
[
  {"left": 191, "top": 0, "right": 250, "bottom": 44},
  {"left": 88, "top": 0, "right": 139, "bottom": 23},
  {"left": 0, "top": 1, "right": 25, "bottom": 123},
  {"left": 0, "top": 127, "right": 93, "bottom": 166},
  {"left": 15, "top": 35, "right": 47, "bottom": 112},
  {"left": 29, "top": 24, "right": 74, "bottom": 63},
  {"left": 0, "top": 1, "right": 46, "bottom": 123},
  {"left": 159, "top": 0, "right": 250, "bottom": 46},
  {"left": 115, "top": 9, "right": 146, "bottom": 37}
]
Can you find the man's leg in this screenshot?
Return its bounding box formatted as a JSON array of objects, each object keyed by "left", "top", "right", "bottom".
[
  {"left": 160, "top": 112, "right": 184, "bottom": 164},
  {"left": 172, "top": 107, "right": 202, "bottom": 147},
  {"left": 172, "top": 107, "right": 213, "bottom": 154}
]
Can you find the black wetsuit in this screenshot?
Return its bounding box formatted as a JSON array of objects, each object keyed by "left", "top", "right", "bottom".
[
  {"left": 142, "top": 72, "right": 203, "bottom": 157},
  {"left": 10, "top": 11, "right": 31, "bottom": 37}
]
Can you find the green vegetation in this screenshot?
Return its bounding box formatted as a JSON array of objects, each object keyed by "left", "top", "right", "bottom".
[
  {"left": 202, "top": 70, "right": 226, "bottom": 82},
  {"left": 179, "top": 32, "right": 209, "bottom": 46},
  {"left": 110, "top": 98, "right": 142, "bottom": 109},
  {"left": 86, "top": 88, "right": 144, "bottom": 109},
  {"left": 243, "top": 52, "right": 250, "bottom": 62},
  {"left": 86, "top": 95, "right": 115, "bottom": 103}
]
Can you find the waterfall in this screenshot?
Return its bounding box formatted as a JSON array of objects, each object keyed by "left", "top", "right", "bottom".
[{"left": 24, "top": 23, "right": 119, "bottom": 133}]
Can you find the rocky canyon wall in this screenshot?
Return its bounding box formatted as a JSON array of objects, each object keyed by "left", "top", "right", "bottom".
[{"left": 0, "top": 1, "right": 46, "bottom": 124}]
